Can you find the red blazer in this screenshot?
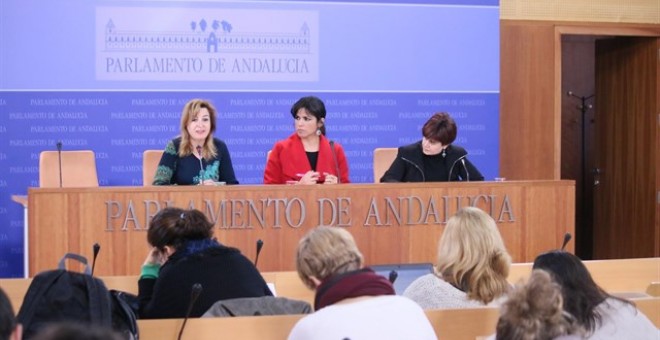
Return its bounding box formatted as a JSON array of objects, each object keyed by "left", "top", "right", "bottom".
[{"left": 264, "top": 133, "right": 350, "bottom": 184}]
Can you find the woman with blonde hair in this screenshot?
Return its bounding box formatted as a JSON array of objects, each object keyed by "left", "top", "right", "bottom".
[
  {"left": 403, "top": 206, "right": 511, "bottom": 308},
  {"left": 288, "top": 226, "right": 436, "bottom": 340},
  {"left": 153, "top": 98, "right": 238, "bottom": 185}
]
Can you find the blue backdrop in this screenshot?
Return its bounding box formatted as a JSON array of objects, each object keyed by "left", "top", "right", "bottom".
[{"left": 0, "top": 0, "right": 499, "bottom": 277}]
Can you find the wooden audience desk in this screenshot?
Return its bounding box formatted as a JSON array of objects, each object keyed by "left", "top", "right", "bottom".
[
  {"left": 27, "top": 180, "right": 575, "bottom": 276},
  {"left": 137, "top": 297, "right": 660, "bottom": 340}
]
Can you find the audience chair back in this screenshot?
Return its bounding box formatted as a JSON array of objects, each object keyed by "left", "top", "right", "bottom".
[
  {"left": 39, "top": 150, "right": 99, "bottom": 188},
  {"left": 373, "top": 148, "right": 397, "bottom": 183},
  {"left": 142, "top": 150, "right": 164, "bottom": 186}
]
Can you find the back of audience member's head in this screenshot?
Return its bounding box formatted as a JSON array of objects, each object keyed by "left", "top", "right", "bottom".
[
  {"left": 30, "top": 322, "right": 122, "bottom": 340},
  {"left": 533, "top": 251, "right": 630, "bottom": 333},
  {"left": 436, "top": 206, "right": 511, "bottom": 304},
  {"left": 296, "top": 226, "right": 364, "bottom": 289},
  {"left": 147, "top": 207, "right": 215, "bottom": 251},
  {"left": 496, "top": 270, "right": 583, "bottom": 340},
  {"left": 0, "top": 288, "right": 21, "bottom": 340}
]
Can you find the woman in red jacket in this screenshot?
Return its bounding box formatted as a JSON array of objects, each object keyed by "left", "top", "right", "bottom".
[{"left": 264, "top": 96, "right": 350, "bottom": 184}]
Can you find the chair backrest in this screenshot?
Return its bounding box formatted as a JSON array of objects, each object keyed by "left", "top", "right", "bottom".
[
  {"left": 39, "top": 151, "right": 99, "bottom": 188},
  {"left": 373, "top": 148, "right": 398, "bottom": 183},
  {"left": 142, "top": 150, "right": 164, "bottom": 186}
]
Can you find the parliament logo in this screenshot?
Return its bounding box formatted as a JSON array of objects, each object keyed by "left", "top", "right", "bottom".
[{"left": 95, "top": 7, "right": 319, "bottom": 82}]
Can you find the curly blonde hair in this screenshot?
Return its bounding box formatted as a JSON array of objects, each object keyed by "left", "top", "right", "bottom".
[
  {"left": 496, "top": 270, "right": 583, "bottom": 340},
  {"left": 436, "top": 207, "right": 511, "bottom": 303}
]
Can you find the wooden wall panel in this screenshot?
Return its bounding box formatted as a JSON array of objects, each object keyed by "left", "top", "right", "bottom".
[
  {"left": 27, "top": 181, "right": 575, "bottom": 276},
  {"left": 500, "top": 21, "right": 558, "bottom": 180},
  {"left": 501, "top": 0, "right": 660, "bottom": 24}
]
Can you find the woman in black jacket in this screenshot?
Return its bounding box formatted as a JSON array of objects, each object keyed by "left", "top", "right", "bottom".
[
  {"left": 380, "top": 112, "right": 484, "bottom": 182},
  {"left": 138, "top": 207, "right": 272, "bottom": 319}
]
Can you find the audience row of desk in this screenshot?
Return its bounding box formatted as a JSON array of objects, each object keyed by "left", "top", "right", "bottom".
[{"left": 1, "top": 258, "right": 658, "bottom": 339}]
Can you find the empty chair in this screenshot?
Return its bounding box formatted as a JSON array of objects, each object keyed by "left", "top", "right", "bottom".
[
  {"left": 142, "top": 150, "right": 164, "bottom": 186},
  {"left": 373, "top": 148, "right": 398, "bottom": 183},
  {"left": 39, "top": 150, "right": 99, "bottom": 187}
]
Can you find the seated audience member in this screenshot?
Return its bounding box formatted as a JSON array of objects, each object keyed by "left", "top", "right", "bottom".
[
  {"left": 31, "top": 322, "right": 122, "bottom": 340},
  {"left": 533, "top": 251, "right": 658, "bottom": 339},
  {"left": 264, "top": 96, "right": 350, "bottom": 185},
  {"left": 0, "top": 287, "right": 21, "bottom": 340},
  {"left": 494, "top": 270, "right": 584, "bottom": 340},
  {"left": 403, "top": 207, "right": 511, "bottom": 309},
  {"left": 138, "top": 207, "right": 272, "bottom": 319},
  {"left": 153, "top": 98, "right": 239, "bottom": 185},
  {"left": 381, "top": 112, "right": 484, "bottom": 182},
  {"left": 288, "top": 226, "right": 436, "bottom": 340}
]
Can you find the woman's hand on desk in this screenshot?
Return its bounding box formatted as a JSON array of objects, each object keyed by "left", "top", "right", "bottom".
[
  {"left": 296, "top": 171, "right": 320, "bottom": 185},
  {"left": 200, "top": 179, "right": 217, "bottom": 186},
  {"left": 323, "top": 173, "right": 339, "bottom": 185}
]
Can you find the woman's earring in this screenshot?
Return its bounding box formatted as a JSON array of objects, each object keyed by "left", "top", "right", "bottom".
[
  {"left": 441, "top": 148, "right": 447, "bottom": 157},
  {"left": 316, "top": 128, "right": 321, "bottom": 136}
]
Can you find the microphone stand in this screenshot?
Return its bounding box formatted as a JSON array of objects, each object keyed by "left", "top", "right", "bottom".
[
  {"left": 329, "top": 140, "right": 341, "bottom": 183},
  {"left": 567, "top": 91, "right": 594, "bottom": 257},
  {"left": 56, "top": 141, "right": 63, "bottom": 187},
  {"left": 196, "top": 145, "right": 204, "bottom": 184}
]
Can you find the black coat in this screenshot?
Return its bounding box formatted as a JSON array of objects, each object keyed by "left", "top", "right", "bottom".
[
  {"left": 380, "top": 141, "right": 484, "bottom": 182},
  {"left": 138, "top": 246, "right": 272, "bottom": 319}
]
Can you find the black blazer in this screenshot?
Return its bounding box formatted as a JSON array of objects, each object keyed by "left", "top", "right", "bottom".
[
  {"left": 380, "top": 141, "right": 484, "bottom": 182},
  {"left": 138, "top": 246, "right": 272, "bottom": 319}
]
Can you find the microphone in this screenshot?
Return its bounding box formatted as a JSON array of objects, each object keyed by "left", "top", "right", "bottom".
[
  {"left": 560, "top": 232, "right": 572, "bottom": 250},
  {"left": 328, "top": 140, "right": 341, "bottom": 184},
  {"left": 254, "top": 239, "right": 264, "bottom": 267},
  {"left": 388, "top": 270, "right": 398, "bottom": 284},
  {"left": 196, "top": 145, "right": 204, "bottom": 184},
  {"left": 460, "top": 158, "right": 470, "bottom": 182},
  {"left": 178, "top": 283, "right": 203, "bottom": 340},
  {"left": 447, "top": 154, "right": 468, "bottom": 181},
  {"left": 91, "top": 243, "right": 100, "bottom": 276},
  {"left": 56, "top": 141, "right": 63, "bottom": 187}
]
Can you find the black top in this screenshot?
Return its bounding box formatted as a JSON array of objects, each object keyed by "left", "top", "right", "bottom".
[
  {"left": 380, "top": 141, "right": 484, "bottom": 182},
  {"left": 138, "top": 246, "right": 272, "bottom": 319},
  {"left": 152, "top": 137, "right": 239, "bottom": 185},
  {"left": 305, "top": 151, "right": 319, "bottom": 171}
]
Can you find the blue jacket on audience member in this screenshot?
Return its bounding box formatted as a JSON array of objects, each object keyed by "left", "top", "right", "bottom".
[{"left": 380, "top": 141, "right": 484, "bottom": 182}]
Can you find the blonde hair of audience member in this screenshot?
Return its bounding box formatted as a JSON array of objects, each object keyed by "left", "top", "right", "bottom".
[
  {"left": 436, "top": 206, "right": 511, "bottom": 304},
  {"left": 496, "top": 270, "right": 583, "bottom": 340},
  {"left": 296, "top": 226, "right": 364, "bottom": 289},
  {"left": 178, "top": 99, "right": 218, "bottom": 159}
]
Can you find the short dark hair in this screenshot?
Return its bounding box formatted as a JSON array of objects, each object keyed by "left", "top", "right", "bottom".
[
  {"left": 147, "top": 207, "right": 215, "bottom": 250},
  {"left": 421, "top": 112, "right": 457, "bottom": 145},
  {"left": 290, "top": 96, "right": 327, "bottom": 135},
  {"left": 0, "top": 288, "right": 17, "bottom": 340}
]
